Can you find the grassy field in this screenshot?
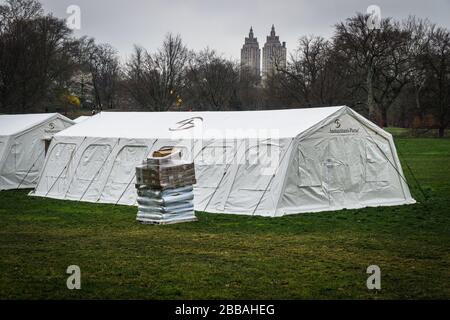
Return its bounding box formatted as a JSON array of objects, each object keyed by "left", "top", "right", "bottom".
[
  {"left": 385, "top": 127, "right": 450, "bottom": 138},
  {"left": 0, "top": 138, "right": 449, "bottom": 299}
]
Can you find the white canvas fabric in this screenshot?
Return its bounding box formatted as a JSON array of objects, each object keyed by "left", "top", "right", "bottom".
[
  {"left": 0, "top": 113, "right": 74, "bottom": 190},
  {"left": 73, "top": 116, "right": 91, "bottom": 123},
  {"left": 31, "top": 106, "right": 415, "bottom": 216}
]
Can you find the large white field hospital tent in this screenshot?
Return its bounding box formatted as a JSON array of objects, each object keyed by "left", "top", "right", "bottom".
[
  {"left": 0, "top": 113, "right": 74, "bottom": 190},
  {"left": 31, "top": 106, "right": 415, "bottom": 216},
  {"left": 73, "top": 116, "right": 91, "bottom": 124}
]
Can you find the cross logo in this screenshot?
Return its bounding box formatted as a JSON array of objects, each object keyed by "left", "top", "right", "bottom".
[{"left": 169, "top": 117, "right": 203, "bottom": 131}]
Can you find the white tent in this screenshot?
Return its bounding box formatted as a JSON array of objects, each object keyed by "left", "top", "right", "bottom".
[
  {"left": 31, "top": 106, "right": 415, "bottom": 216},
  {"left": 73, "top": 116, "right": 91, "bottom": 124},
  {"left": 0, "top": 113, "right": 74, "bottom": 190}
]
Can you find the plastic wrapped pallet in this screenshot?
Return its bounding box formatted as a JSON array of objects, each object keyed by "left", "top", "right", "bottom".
[{"left": 135, "top": 148, "right": 197, "bottom": 225}]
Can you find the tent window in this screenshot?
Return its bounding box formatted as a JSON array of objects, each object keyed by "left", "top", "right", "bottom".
[
  {"left": 108, "top": 145, "right": 148, "bottom": 184},
  {"left": 233, "top": 144, "right": 280, "bottom": 191},
  {"left": 98, "top": 145, "right": 148, "bottom": 203},
  {"left": 0, "top": 141, "right": 4, "bottom": 157},
  {"left": 45, "top": 143, "right": 76, "bottom": 179},
  {"left": 298, "top": 146, "right": 322, "bottom": 187},
  {"left": 74, "top": 145, "right": 111, "bottom": 181},
  {"left": 365, "top": 141, "right": 389, "bottom": 182},
  {"left": 198, "top": 145, "right": 232, "bottom": 166},
  {"left": 64, "top": 144, "right": 112, "bottom": 198},
  {"left": 196, "top": 145, "right": 233, "bottom": 188}
]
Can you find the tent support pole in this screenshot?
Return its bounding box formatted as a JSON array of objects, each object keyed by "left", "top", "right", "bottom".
[
  {"left": 114, "top": 171, "right": 138, "bottom": 206},
  {"left": 78, "top": 138, "right": 120, "bottom": 202},
  {"left": 219, "top": 140, "right": 248, "bottom": 211},
  {"left": 251, "top": 138, "right": 294, "bottom": 216},
  {"left": 16, "top": 149, "right": 45, "bottom": 190},
  {"left": 44, "top": 137, "right": 87, "bottom": 197},
  {"left": 202, "top": 140, "right": 245, "bottom": 213},
  {"left": 358, "top": 120, "right": 426, "bottom": 203},
  {"left": 113, "top": 139, "right": 159, "bottom": 206}
]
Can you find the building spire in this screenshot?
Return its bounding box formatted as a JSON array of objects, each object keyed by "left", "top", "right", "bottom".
[
  {"left": 270, "top": 24, "right": 276, "bottom": 36},
  {"left": 262, "top": 24, "right": 286, "bottom": 82},
  {"left": 241, "top": 26, "right": 261, "bottom": 81}
]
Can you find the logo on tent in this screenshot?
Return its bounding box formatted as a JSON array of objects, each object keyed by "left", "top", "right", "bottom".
[
  {"left": 45, "top": 122, "right": 60, "bottom": 134},
  {"left": 329, "top": 118, "right": 360, "bottom": 134},
  {"left": 334, "top": 119, "right": 341, "bottom": 128},
  {"left": 169, "top": 117, "right": 204, "bottom": 131}
]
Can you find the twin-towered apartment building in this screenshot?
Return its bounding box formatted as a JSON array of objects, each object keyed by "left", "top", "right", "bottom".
[{"left": 240, "top": 25, "right": 287, "bottom": 82}]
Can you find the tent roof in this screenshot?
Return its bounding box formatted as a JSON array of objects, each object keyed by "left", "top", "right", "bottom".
[
  {"left": 0, "top": 113, "right": 66, "bottom": 136},
  {"left": 73, "top": 116, "right": 91, "bottom": 123},
  {"left": 57, "top": 106, "right": 345, "bottom": 139}
]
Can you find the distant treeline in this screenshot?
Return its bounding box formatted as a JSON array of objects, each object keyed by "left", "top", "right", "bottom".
[{"left": 0, "top": 0, "right": 449, "bottom": 136}]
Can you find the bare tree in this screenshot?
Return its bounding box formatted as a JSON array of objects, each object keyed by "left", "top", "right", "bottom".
[
  {"left": 422, "top": 27, "right": 450, "bottom": 137},
  {"left": 0, "top": 0, "right": 42, "bottom": 22},
  {"left": 77, "top": 37, "right": 120, "bottom": 110},
  {"left": 274, "top": 36, "right": 347, "bottom": 107},
  {"left": 124, "top": 34, "right": 188, "bottom": 111},
  {"left": 402, "top": 17, "right": 434, "bottom": 124},
  {"left": 334, "top": 14, "right": 412, "bottom": 126},
  {"left": 0, "top": 0, "right": 76, "bottom": 113},
  {"left": 238, "top": 65, "right": 263, "bottom": 110},
  {"left": 123, "top": 45, "right": 147, "bottom": 109},
  {"left": 184, "top": 49, "right": 240, "bottom": 110}
]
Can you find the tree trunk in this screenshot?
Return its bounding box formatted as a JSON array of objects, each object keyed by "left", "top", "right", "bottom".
[
  {"left": 415, "top": 88, "right": 423, "bottom": 123},
  {"left": 380, "top": 106, "right": 388, "bottom": 128},
  {"left": 400, "top": 104, "right": 406, "bottom": 128},
  {"left": 438, "top": 126, "right": 445, "bottom": 138},
  {"left": 367, "top": 66, "right": 376, "bottom": 121}
]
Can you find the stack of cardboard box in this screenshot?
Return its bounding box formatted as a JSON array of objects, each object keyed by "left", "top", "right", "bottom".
[{"left": 135, "top": 148, "right": 197, "bottom": 224}]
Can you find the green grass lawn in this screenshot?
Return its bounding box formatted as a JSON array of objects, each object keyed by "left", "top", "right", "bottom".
[
  {"left": 0, "top": 138, "right": 449, "bottom": 299},
  {"left": 385, "top": 127, "right": 450, "bottom": 138}
]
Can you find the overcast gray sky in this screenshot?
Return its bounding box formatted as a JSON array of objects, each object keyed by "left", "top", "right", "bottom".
[{"left": 39, "top": 0, "right": 450, "bottom": 60}]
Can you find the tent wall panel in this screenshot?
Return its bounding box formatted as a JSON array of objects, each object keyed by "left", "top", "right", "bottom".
[
  {"left": 278, "top": 107, "right": 415, "bottom": 216},
  {"left": 0, "top": 114, "right": 74, "bottom": 191},
  {"left": 30, "top": 107, "right": 415, "bottom": 216}
]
